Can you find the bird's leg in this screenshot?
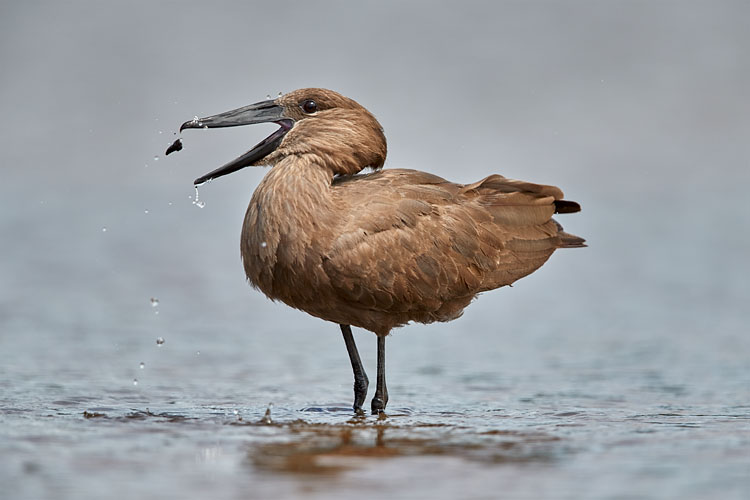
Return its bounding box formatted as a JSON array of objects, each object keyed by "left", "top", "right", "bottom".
[
  {"left": 371, "top": 335, "right": 389, "bottom": 414},
  {"left": 340, "top": 324, "right": 369, "bottom": 412}
]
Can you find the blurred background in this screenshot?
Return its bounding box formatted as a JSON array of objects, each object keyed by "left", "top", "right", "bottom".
[{"left": 1, "top": 1, "right": 749, "bottom": 499}]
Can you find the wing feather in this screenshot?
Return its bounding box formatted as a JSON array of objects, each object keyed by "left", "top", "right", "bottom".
[{"left": 323, "top": 169, "right": 580, "bottom": 318}]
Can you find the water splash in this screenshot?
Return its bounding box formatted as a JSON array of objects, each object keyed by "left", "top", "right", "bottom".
[
  {"left": 193, "top": 186, "right": 206, "bottom": 208},
  {"left": 260, "top": 403, "right": 274, "bottom": 424}
]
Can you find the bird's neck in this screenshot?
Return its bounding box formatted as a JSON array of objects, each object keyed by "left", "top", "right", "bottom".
[
  {"left": 241, "top": 156, "right": 338, "bottom": 290},
  {"left": 251, "top": 155, "right": 336, "bottom": 224}
]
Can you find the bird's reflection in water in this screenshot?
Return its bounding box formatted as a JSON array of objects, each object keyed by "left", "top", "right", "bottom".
[{"left": 246, "top": 419, "right": 563, "bottom": 475}]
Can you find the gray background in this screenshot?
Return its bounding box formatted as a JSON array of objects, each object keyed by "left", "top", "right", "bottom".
[{"left": 2, "top": 2, "right": 749, "bottom": 499}]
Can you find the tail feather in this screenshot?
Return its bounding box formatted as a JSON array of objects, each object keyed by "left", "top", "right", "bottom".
[
  {"left": 552, "top": 218, "right": 587, "bottom": 248},
  {"left": 559, "top": 231, "right": 587, "bottom": 248},
  {"left": 554, "top": 200, "right": 581, "bottom": 214}
]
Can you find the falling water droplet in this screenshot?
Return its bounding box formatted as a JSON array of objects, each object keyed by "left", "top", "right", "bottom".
[
  {"left": 193, "top": 186, "right": 206, "bottom": 208},
  {"left": 139, "top": 362, "right": 145, "bottom": 369},
  {"left": 150, "top": 297, "right": 159, "bottom": 307},
  {"left": 153, "top": 156, "right": 160, "bottom": 162},
  {"left": 168, "top": 202, "right": 173, "bottom": 206},
  {"left": 133, "top": 379, "right": 139, "bottom": 386},
  {"left": 144, "top": 209, "right": 149, "bottom": 214},
  {"left": 266, "top": 94, "right": 272, "bottom": 100},
  {"left": 196, "top": 351, "right": 201, "bottom": 356},
  {"left": 158, "top": 130, "right": 163, "bottom": 135},
  {"left": 156, "top": 337, "right": 165, "bottom": 346},
  {"left": 277, "top": 91, "right": 282, "bottom": 98},
  {"left": 260, "top": 241, "right": 267, "bottom": 248},
  {"left": 101, "top": 227, "right": 108, "bottom": 232}
]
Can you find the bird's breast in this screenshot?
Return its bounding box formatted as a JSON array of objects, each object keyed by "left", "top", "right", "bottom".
[{"left": 240, "top": 162, "right": 337, "bottom": 308}]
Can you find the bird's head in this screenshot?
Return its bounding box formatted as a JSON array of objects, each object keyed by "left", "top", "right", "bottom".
[{"left": 181, "top": 88, "right": 387, "bottom": 185}]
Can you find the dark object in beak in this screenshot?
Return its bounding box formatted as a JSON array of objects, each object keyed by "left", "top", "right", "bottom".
[
  {"left": 180, "top": 100, "right": 293, "bottom": 185},
  {"left": 165, "top": 138, "right": 183, "bottom": 156}
]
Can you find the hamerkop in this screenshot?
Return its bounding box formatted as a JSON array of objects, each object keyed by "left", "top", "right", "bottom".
[{"left": 179, "top": 88, "right": 584, "bottom": 414}]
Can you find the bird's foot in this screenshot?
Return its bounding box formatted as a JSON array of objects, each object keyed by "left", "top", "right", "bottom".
[{"left": 371, "top": 394, "right": 388, "bottom": 415}]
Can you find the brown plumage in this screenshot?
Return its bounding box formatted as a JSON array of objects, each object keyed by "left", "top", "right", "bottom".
[{"left": 180, "top": 88, "right": 585, "bottom": 414}]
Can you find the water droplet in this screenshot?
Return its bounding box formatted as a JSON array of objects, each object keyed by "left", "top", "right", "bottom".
[
  {"left": 197, "top": 121, "right": 203, "bottom": 127},
  {"left": 101, "top": 227, "right": 107, "bottom": 232},
  {"left": 156, "top": 337, "right": 165, "bottom": 346},
  {"left": 266, "top": 94, "right": 271, "bottom": 100},
  {"left": 233, "top": 409, "right": 239, "bottom": 415},
  {"left": 150, "top": 297, "right": 159, "bottom": 307},
  {"left": 144, "top": 163, "right": 149, "bottom": 168},
  {"left": 260, "top": 241, "right": 267, "bottom": 248},
  {"left": 158, "top": 130, "right": 163, "bottom": 135},
  {"left": 196, "top": 351, "right": 201, "bottom": 356},
  {"left": 139, "top": 362, "right": 145, "bottom": 369},
  {"left": 144, "top": 209, "right": 149, "bottom": 214},
  {"left": 133, "top": 379, "right": 139, "bottom": 386},
  {"left": 277, "top": 91, "right": 282, "bottom": 98},
  {"left": 153, "top": 156, "right": 160, "bottom": 162},
  {"left": 193, "top": 186, "right": 206, "bottom": 208},
  {"left": 192, "top": 115, "right": 199, "bottom": 124},
  {"left": 260, "top": 403, "right": 273, "bottom": 424},
  {"left": 168, "top": 202, "right": 173, "bottom": 206}
]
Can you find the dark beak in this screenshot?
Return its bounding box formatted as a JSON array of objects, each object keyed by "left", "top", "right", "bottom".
[{"left": 180, "top": 100, "right": 293, "bottom": 185}]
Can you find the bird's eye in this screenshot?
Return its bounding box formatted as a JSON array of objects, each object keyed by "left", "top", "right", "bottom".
[{"left": 302, "top": 99, "right": 318, "bottom": 114}]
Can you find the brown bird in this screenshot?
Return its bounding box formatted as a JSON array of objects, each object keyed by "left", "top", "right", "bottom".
[{"left": 180, "top": 88, "right": 584, "bottom": 414}]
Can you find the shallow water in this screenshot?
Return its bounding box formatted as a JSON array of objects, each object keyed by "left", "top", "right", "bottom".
[{"left": 3, "top": 2, "right": 750, "bottom": 499}]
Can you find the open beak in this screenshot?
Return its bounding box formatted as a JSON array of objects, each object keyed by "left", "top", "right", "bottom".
[{"left": 180, "top": 100, "right": 293, "bottom": 185}]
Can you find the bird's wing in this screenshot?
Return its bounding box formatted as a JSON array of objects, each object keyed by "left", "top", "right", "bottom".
[{"left": 323, "top": 169, "right": 578, "bottom": 315}]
